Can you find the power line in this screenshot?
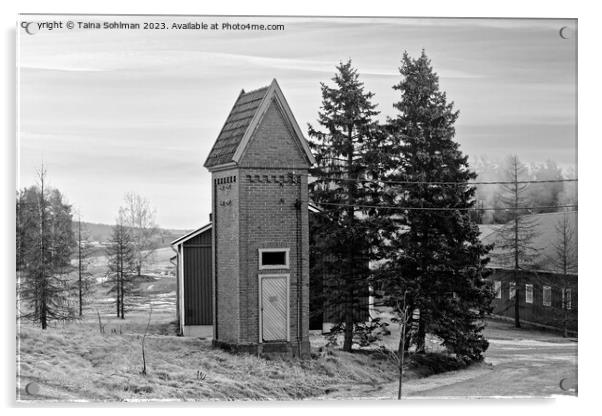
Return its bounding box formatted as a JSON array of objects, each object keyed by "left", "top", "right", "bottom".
[
  {"left": 310, "top": 176, "right": 578, "bottom": 186},
  {"left": 316, "top": 202, "right": 578, "bottom": 212}
]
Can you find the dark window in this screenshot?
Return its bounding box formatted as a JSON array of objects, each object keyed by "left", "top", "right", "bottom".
[{"left": 261, "top": 251, "right": 287, "bottom": 266}]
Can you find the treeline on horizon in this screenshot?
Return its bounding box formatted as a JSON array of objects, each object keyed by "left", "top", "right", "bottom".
[{"left": 471, "top": 156, "right": 576, "bottom": 224}]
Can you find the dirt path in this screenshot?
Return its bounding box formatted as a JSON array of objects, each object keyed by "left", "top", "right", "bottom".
[{"left": 318, "top": 321, "right": 578, "bottom": 399}]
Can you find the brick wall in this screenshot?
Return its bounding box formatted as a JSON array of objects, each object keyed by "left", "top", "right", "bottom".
[
  {"left": 239, "top": 100, "right": 308, "bottom": 169},
  {"left": 212, "top": 97, "right": 311, "bottom": 355},
  {"left": 237, "top": 99, "right": 310, "bottom": 349},
  {"left": 238, "top": 170, "right": 309, "bottom": 346},
  {"left": 213, "top": 170, "right": 240, "bottom": 343}
]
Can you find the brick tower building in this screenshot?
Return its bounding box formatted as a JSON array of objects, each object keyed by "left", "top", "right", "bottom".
[{"left": 204, "top": 79, "right": 315, "bottom": 357}]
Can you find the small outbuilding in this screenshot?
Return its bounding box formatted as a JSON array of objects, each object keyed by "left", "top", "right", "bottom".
[
  {"left": 171, "top": 202, "right": 370, "bottom": 338},
  {"left": 171, "top": 223, "right": 213, "bottom": 337},
  {"left": 173, "top": 80, "right": 371, "bottom": 354}
]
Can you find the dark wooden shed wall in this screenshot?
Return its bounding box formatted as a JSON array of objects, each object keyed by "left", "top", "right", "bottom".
[{"left": 182, "top": 229, "right": 213, "bottom": 326}]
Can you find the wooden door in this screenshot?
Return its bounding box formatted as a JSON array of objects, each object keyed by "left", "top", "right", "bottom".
[{"left": 260, "top": 275, "right": 288, "bottom": 342}]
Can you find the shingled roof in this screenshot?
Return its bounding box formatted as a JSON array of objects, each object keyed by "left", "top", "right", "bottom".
[
  {"left": 204, "top": 79, "right": 316, "bottom": 169},
  {"left": 204, "top": 86, "right": 270, "bottom": 168}
]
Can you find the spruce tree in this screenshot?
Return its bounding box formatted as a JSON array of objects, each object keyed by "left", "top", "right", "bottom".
[
  {"left": 383, "top": 51, "right": 493, "bottom": 360},
  {"left": 308, "top": 60, "right": 390, "bottom": 352}
]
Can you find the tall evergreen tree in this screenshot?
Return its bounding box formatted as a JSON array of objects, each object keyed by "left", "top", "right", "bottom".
[
  {"left": 17, "top": 166, "right": 75, "bottom": 329},
  {"left": 382, "top": 51, "right": 493, "bottom": 360},
  {"left": 308, "top": 60, "right": 390, "bottom": 352},
  {"left": 106, "top": 210, "right": 136, "bottom": 319}
]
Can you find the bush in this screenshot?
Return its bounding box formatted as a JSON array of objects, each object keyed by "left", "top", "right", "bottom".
[{"left": 409, "top": 353, "right": 469, "bottom": 376}]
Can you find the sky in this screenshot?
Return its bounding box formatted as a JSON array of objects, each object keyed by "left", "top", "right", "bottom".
[{"left": 17, "top": 16, "right": 577, "bottom": 229}]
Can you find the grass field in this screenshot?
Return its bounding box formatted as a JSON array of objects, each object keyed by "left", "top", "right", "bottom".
[
  {"left": 17, "top": 247, "right": 456, "bottom": 402},
  {"left": 17, "top": 310, "right": 405, "bottom": 401}
]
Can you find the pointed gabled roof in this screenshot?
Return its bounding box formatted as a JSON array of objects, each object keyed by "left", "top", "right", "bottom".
[{"left": 204, "top": 79, "right": 316, "bottom": 169}]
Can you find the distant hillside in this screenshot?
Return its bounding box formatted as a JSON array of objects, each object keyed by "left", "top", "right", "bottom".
[{"left": 74, "top": 221, "right": 192, "bottom": 246}]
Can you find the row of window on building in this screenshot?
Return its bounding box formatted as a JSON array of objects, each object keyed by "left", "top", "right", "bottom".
[{"left": 493, "top": 281, "right": 572, "bottom": 309}]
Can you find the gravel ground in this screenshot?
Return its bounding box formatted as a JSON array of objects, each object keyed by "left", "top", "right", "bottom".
[{"left": 318, "top": 319, "right": 578, "bottom": 399}]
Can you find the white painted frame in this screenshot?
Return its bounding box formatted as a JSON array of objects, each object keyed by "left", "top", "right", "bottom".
[
  {"left": 562, "top": 287, "right": 573, "bottom": 311},
  {"left": 509, "top": 282, "right": 516, "bottom": 300},
  {"left": 178, "top": 245, "right": 185, "bottom": 332},
  {"left": 543, "top": 286, "right": 552, "bottom": 307},
  {"left": 494, "top": 281, "right": 502, "bottom": 299},
  {"left": 525, "top": 284, "right": 534, "bottom": 304},
  {"left": 258, "top": 273, "right": 290, "bottom": 344},
  {"left": 258, "top": 248, "right": 290, "bottom": 270}
]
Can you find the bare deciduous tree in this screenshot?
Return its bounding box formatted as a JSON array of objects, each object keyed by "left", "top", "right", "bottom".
[
  {"left": 74, "top": 214, "right": 94, "bottom": 316},
  {"left": 395, "top": 290, "right": 410, "bottom": 400},
  {"left": 550, "top": 210, "right": 577, "bottom": 337},
  {"left": 122, "top": 192, "right": 159, "bottom": 276},
  {"left": 141, "top": 305, "right": 153, "bottom": 375}
]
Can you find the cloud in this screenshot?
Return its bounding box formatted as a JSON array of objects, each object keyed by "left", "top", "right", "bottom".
[
  {"left": 17, "top": 16, "right": 576, "bottom": 228},
  {"left": 19, "top": 49, "right": 484, "bottom": 80}
]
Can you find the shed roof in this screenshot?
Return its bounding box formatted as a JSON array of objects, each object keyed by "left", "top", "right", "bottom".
[
  {"left": 170, "top": 223, "right": 212, "bottom": 247},
  {"left": 204, "top": 79, "right": 315, "bottom": 169}
]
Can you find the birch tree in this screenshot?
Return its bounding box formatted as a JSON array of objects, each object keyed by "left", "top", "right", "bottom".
[{"left": 121, "top": 192, "right": 158, "bottom": 276}]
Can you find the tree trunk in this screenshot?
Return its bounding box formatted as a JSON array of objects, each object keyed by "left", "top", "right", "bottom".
[
  {"left": 514, "top": 286, "right": 521, "bottom": 328},
  {"left": 403, "top": 311, "right": 413, "bottom": 353},
  {"left": 397, "top": 304, "right": 408, "bottom": 400},
  {"left": 341, "top": 125, "right": 355, "bottom": 353},
  {"left": 120, "top": 271, "right": 125, "bottom": 319},
  {"left": 343, "top": 287, "right": 354, "bottom": 352},
  {"left": 41, "top": 294, "right": 47, "bottom": 330},
  {"left": 513, "top": 163, "right": 521, "bottom": 329},
  {"left": 116, "top": 282, "right": 120, "bottom": 317},
  {"left": 78, "top": 219, "right": 83, "bottom": 317},
  {"left": 415, "top": 313, "right": 426, "bottom": 353}
]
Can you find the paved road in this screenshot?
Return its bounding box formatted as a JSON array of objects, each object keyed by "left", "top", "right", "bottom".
[{"left": 324, "top": 320, "right": 578, "bottom": 399}]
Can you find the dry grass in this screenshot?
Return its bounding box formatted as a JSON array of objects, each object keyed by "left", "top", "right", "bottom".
[
  {"left": 17, "top": 252, "right": 454, "bottom": 402},
  {"left": 16, "top": 313, "right": 400, "bottom": 402}
]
